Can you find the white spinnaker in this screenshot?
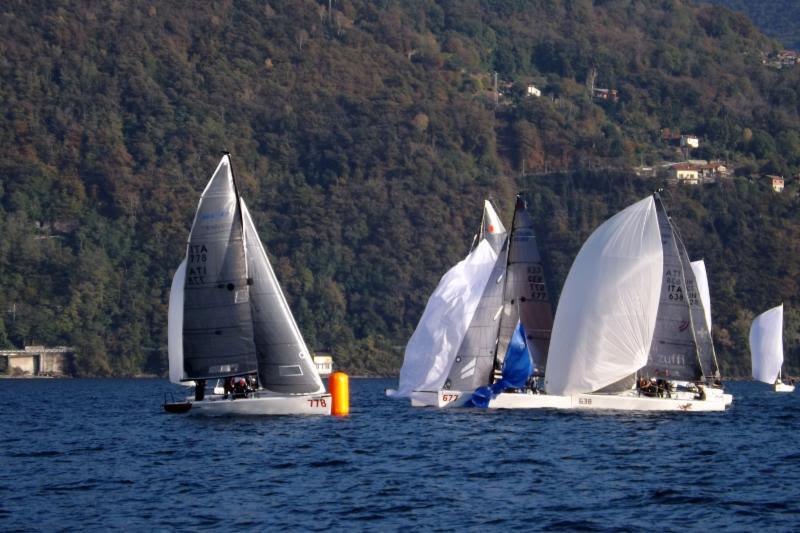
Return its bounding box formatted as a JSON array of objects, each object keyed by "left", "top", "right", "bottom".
[
  {"left": 750, "top": 304, "right": 784, "bottom": 384},
  {"left": 479, "top": 200, "right": 507, "bottom": 254},
  {"left": 691, "top": 259, "right": 712, "bottom": 332},
  {"left": 168, "top": 258, "right": 188, "bottom": 385},
  {"left": 545, "top": 196, "right": 663, "bottom": 395},
  {"left": 482, "top": 200, "right": 506, "bottom": 235},
  {"left": 392, "top": 239, "right": 498, "bottom": 397}
]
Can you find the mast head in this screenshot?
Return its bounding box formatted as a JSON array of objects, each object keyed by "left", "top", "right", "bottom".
[{"left": 515, "top": 194, "right": 526, "bottom": 210}]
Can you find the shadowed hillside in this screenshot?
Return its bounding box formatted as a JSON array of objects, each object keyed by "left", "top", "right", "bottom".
[{"left": 1, "top": 0, "right": 799, "bottom": 376}]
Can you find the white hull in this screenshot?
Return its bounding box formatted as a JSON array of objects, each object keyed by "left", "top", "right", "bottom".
[
  {"left": 408, "top": 386, "right": 730, "bottom": 412},
  {"left": 187, "top": 392, "right": 332, "bottom": 416},
  {"left": 774, "top": 382, "right": 795, "bottom": 393}
]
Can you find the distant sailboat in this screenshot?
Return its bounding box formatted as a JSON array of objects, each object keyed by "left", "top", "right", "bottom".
[
  {"left": 750, "top": 304, "right": 795, "bottom": 393},
  {"left": 164, "top": 154, "right": 332, "bottom": 415}
]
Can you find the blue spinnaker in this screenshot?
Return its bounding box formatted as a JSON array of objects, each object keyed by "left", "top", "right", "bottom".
[{"left": 466, "top": 320, "right": 533, "bottom": 407}]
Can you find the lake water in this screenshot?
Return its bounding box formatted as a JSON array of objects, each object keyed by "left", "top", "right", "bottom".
[{"left": 0, "top": 379, "right": 798, "bottom": 531}]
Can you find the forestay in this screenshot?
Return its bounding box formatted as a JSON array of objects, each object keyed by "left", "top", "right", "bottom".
[
  {"left": 182, "top": 156, "right": 258, "bottom": 380},
  {"left": 750, "top": 304, "right": 784, "bottom": 384},
  {"left": 392, "top": 239, "right": 498, "bottom": 397},
  {"left": 545, "top": 196, "right": 663, "bottom": 395},
  {"left": 241, "top": 201, "right": 324, "bottom": 394}
]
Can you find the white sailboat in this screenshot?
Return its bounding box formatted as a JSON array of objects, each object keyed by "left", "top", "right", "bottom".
[
  {"left": 750, "top": 304, "right": 795, "bottom": 393},
  {"left": 390, "top": 196, "right": 560, "bottom": 408},
  {"left": 408, "top": 194, "right": 730, "bottom": 411},
  {"left": 164, "top": 154, "right": 331, "bottom": 415},
  {"left": 386, "top": 199, "right": 507, "bottom": 403}
]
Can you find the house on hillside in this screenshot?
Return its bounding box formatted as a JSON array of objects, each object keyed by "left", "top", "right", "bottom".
[
  {"left": 680, "top": 135, "right": 699, "bottom": 149},
  {"left": 592, "top": 87, "right": 618, "bottom": 102},
  {"left": 665, "top": 160, "right": 729, "bottom": 185},
  {"left": 778, "top": 50, "right": 800, "bottom": 67},
  {"left": 767, "top": 175, "right": 785, "bottom": 192},
  {"left": 526, "top": 84, "right": 541, "bottom": 97},
  {"left": 671, "top": 163, "right": 700, "bottom": 185}
]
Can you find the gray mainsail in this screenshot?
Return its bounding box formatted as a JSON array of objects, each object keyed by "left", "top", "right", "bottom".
[
  {"left": 241, "top": 201, "right": 324, "bottom": 394},
  {"left": 640, "top": 195, "right": 703, "bottom": 381},
  {"left": 493, "top": 196, "right": 554, "bottom": 379},
  {"left": 444, "top": 238, "right": 508, "bottom": 391},
  {"left": 182, "top": 155, "right": 258, "bottom": 380}
]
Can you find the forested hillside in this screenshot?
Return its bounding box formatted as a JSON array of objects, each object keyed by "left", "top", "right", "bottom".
[
  {"left": 1, "top": 0, "right": 799, "bottom": 377},
  {"left": 704, "top": 0, "right": 800, "bottom": 50}
]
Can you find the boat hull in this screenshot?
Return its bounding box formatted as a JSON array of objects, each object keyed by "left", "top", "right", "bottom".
[
  {"left": 409, "top": 386, "right": 730, "bottom": 412},
  {"left": 774, "top": 382, "right": 795, "bottom": 393},
  {"left": 187, "top": 393, "right": 332, "bottom": 416}
]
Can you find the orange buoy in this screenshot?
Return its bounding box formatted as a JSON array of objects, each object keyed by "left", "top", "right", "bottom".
[{"left": 329, "top": 371, "right": 349, "bottom": 416}]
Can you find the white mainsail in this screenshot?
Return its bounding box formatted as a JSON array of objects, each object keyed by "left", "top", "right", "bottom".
[
  {"left": 545, "top": 196, "right": 663, "bottom": 395},
  {"left": 691, "top": 259, "right": 712, "bottom": 333},
  {"left": 167, "top": 258, "right": 187, "bottom": 385},
  {"left": 750, "top": 304, "right": 784, "bottom": 384},
  {"left": 393, "top": 239, "right": 498, "bottom": 397}
]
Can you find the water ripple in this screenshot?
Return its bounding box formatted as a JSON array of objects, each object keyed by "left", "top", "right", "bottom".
[{"left": 0, "top": 379, "right": 799, "bottom": 530}]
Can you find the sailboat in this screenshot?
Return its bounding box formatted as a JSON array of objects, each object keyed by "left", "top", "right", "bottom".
[
  {"left": 479, "top": 194, "right": 729, "bottom": 410},
  {"left": 164, "top": 154, "right": 332, "bottom": 415},
  {"left": 385, "top": 199, "right": 506, "bottom": 402},
  {"left": 750, "top": 304, "right": 795, "bottom": 393},
  {"left": 390, "top": 196, "right": 560, "bottom": 408}
]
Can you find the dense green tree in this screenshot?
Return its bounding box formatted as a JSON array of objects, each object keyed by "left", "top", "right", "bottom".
[{"left": 0, "top": 1, "right": 798, "bottom": 377}]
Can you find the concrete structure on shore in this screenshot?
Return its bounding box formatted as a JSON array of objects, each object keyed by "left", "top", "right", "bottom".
[{"left": 0, "top": 346, "right": 74, "bottom": 376}]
